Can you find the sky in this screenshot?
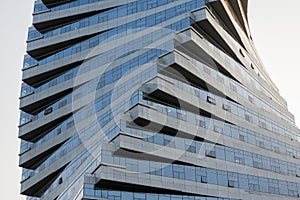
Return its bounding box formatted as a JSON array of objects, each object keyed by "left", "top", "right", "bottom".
[
  {"left": 248, "top": 0, "right": 300, "bottom": 127},
  {"left": 0, "top": 0, "right": 299, "bottom": 199}
]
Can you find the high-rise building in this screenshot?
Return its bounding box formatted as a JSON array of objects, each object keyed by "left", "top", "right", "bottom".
[{"left": 18, "top": 0, "right": 300, "bottom": 199}]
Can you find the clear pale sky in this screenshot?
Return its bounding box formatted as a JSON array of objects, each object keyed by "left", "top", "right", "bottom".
[{"left": 0, "top": 0, "right": 299, "bottom": 199}]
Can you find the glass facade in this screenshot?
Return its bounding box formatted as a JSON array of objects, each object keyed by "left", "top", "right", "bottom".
[
  {"left": 19, "top": 0, "right": 300, "bottom": 200},
  {"left": 83, "top": 187, "right": 236, "bottom": 200}
]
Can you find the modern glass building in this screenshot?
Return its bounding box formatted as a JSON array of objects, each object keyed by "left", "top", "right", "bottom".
[{"left": 19, "top": 0, "right": 300, "bottom": 199}]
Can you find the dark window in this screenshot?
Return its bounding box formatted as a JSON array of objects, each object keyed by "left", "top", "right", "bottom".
[
  {"left": 222, "top": 104, "right": 231, "bottom": 111},
  {"left": 245, "top": 114, "right": 252, "bottom": 122},
  {"left": 239, "top": 134, "right": 245, "bottom": 141},
  {"left": 44, "top": 107, "right": 53, "bottom": 115},
  {"left": 56, "top": 128, "right": 61, "bottom": 135},
  {"left": 206, "top": 150, "right": 217, "bottom": 158},
  {"left": 58, "top": 100, "right": 67, "bottom": 108},
  {"left": 201, "top": 176, "right": 208, "bottom": 183},
  {"left": 207, "top": 96, "right": 216, "bottom": 105},
  {"left": 228, "top": 180, "right": 235, "bottom": 187},
  {"left": 198, "top": 120, "right": 206, "bottom": 128},
  {"left": 214, "top": 126, "right": 223, "bottom": 134},
  {"left": 239, "top": 49, "right": 245, "bottom": 57}
]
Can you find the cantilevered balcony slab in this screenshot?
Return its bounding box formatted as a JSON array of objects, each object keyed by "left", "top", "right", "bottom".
[
  {"left": 143, "top": 75, "right": 300, "bottom": 148},
  {"left": 19, "top": 126, "right": 75, "bottom": 169},
  {"left": 208, "top": 0, "right": 249, "bottom": 46},
  {"left": 126, "top": 103, "right": 300, "bottom": 167},
  {"left": 192, "top": 7, "right": 248, "bottom": 66},
  {"left": 209, "top": 0, "right": 275, "bottom": 89},
  {"left": 41, "top": 0, "right": 75, "bottom": 8},
  {"left": 18, "top": 106, "right": 73, "bottom": 142},
  {"left": 19, "top": 82, "right": 105, "bottom": 141},
  {"left": 158, "top": 50, "right": 292, "bottom": 121},
  {"left": 27, "top": 33, "right": 100, "bottom": 61},
  {"left": 192, "top": 6, "right": 269, "bottom": 88},
  {"left": 20, "top": 86, "right": 72, "bottom": 114},
  {"left": 22, "top": 59, "right": 82, "bottom": 87},
  {"left": 93, "top": 164, "right": 296, "bottom": 200},
  {"left": 227, "top": 0, "right": 247, "bottom": 34},
  {"left": 176, "top": 28, "right": 289, "bottom": 111},
  {"left": 20, "top": 165, "right": 66, "bottom": 197},
  {"left": 23, "top": 22, "right": 175, "bottom": 86},
  {"left": 33, "top": 0, "right": 128, "bottom": 32},
  {"left": 111, "top": 133, "right": 300, "bottom": 183},
  {"left": 94, "top": 165, "right": 227, "bottom": 199},
  {"left": 240, "top": 0, "right": 248, "bottom": 17},
  {"left": 20, "top": 143, "right": 87, "bottom": 197},
  {"left": 19, "top": 142, "right": 65, "bottom": 170},
  {"left": 20, "top": 129, "right": 102, "bottom": 197},
  {"left": 20, "top": 68, "right": 92, "bottom": 113},
  {"left": 28, "top": 0, "right": 187, "bottom": 60}
]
